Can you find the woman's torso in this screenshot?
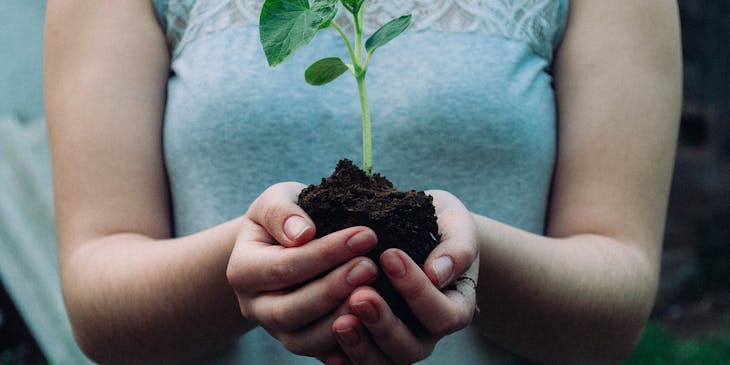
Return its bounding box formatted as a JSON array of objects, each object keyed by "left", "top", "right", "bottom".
[{"left": 153, "top": 1, "right": 568, "bottom": 363}]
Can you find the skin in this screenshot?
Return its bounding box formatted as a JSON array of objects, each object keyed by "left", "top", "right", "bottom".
[
  {"left": 328, "top": 1, "right": 682, "bottom": 364},
  {"left": 44, "top": 0, "right": 681, "bottom": 364}
]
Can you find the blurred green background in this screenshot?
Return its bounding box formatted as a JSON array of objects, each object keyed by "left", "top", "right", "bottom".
[{"left": 1, "top": 0, "right": 729, "bottom": 364}]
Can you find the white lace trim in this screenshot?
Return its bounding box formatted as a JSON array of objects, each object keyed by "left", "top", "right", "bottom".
[{"left": 160, "top": 0, "right": 565, "bottom": 61}]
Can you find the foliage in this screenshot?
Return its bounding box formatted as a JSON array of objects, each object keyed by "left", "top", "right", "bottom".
[
  {"left": 624, "top": 321, "right": 730, "bottom": 365},
  {"left": 259, "top": 0, "right": 411, "bottom": 175}
]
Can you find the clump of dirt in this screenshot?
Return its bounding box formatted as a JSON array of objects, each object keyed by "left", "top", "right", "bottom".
[{"left": 298, "top": 159, "right": 440, "bottom": 333}]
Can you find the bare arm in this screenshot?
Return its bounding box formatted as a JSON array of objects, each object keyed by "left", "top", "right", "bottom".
[
  {"left": 44, "top": 1, "right": 250, "bottom": 362},
  {"left": 326, "top": 2, "right": 681, "bottom": 364},
  {"left": 471, "top": 0, "right": 682, "bottom": 363},
  {"left": 45, "top": 5, "right": 381, "bottom": 363}
]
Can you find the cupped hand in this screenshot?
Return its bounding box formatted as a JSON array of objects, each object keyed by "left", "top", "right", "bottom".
[
  {"left": 328, "top": 190, "right": 480, "bottom": 365},
  {"left": 226, "top": 182, "right": 380, "bottom": 359}
]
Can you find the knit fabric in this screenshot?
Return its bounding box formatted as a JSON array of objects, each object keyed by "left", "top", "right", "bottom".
[{"left": 153, "top": 1, "right": 568, "bottom": 363}]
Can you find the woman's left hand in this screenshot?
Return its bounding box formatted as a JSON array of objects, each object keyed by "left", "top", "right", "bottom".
[{"left": 326, "top": 190, "right": 480, "bottom": 365}]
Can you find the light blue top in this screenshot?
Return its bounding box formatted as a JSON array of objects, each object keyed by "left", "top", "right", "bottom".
[{"left": 153, "top": 1, "right": 568, "bottom": 363}]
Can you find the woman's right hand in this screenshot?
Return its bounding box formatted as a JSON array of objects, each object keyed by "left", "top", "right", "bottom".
[{"left": 226, "top": 182, "right": 379, "bottom": 360}]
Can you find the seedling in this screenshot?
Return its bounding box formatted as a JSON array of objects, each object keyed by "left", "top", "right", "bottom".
[{"left": 260, "top": 0, "right": 411, "bottom": 176}]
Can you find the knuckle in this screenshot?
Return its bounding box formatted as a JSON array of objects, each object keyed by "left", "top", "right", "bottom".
[
  {"left": 453, "top": 244, "right": 476, "bottom": 266},
  {"left": 262, "top": 200, "right": 287, "bottom": 228},
  {"left": 316, "top": 237, "right": 344, "bottom": 264},
  {"left": 321, "top": 277, "right": 347, "bottom": 308},
  {"left": 261, "top": 182, "right": 289, "bottom": 199},
  {"left": 428, "top": 310, "right": 468, "bottom": 336},
  {"left": 278, "top": 334, "right": 311, "bottom": 356},
  {"left": 389, "top": 339, "right": 434, "bottom": 365},
  {"left": 400, "top": 279, "right": 429, "bottom": 303},
  {"left": 438, "top": 314, "right": 461, "bottom": 335},
  {"left": 439, "top": 207, "right": 461, "bottom": 221},
  {"left": 225, "top": 261, "right": 247, "bottom": 291},
  {"left": 267, "top": 260, "right": 296, "bottom": 286},
  {"left": 225, "top": 263, "right": 239, "bottom": 288},
  {"left": 239, "top": 303, "right": 254, "bottom": 323},
  {"left": 266, "top": 306, "right": 295, "bottom": 332},
  {"left": 250, "top": 183, "right": 296, "bottom": 223},
  {"left": 412, "top": 346, "right": 436, "bottom": 364}
]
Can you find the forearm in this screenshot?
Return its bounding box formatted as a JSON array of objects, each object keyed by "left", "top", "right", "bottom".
[
  {"left": 471, "top": 214, "right": 658, "bottom": 364},
  {"left": 61, "top": 217, "right": 252, "bottom": 364}
]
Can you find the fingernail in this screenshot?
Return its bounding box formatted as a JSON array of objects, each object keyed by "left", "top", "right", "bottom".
[
  {"left": 432, "top": 256, "right": 454, "bottom": 287},
  {"left": 352, "top": 301, "right": 379, "bottom": 324},
  {"left": 335, "top": 327, "right": 360, "bottom": 347},
  {"left": 381, "top": 251, "right": 406, "bottom": 278},
  {"left": 346, "top": 260, "right": 377, "bottom": 286},
  {"left": 346, "top": 230, "right": 376, "bottom": 255},
  {"left": 284, "top": 215, "right": 311, "bottom": 241}
]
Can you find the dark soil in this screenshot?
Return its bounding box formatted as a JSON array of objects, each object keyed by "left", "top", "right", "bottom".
[{"left": 298, "top": 159, "right": 440, "bottom": 333}]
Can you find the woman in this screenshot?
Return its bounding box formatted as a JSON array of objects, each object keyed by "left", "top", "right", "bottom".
[{"left": 44, "top": 0, "right": 681, "bottom": 363}]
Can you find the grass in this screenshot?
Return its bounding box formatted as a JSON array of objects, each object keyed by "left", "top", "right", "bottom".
[{"left": 623, "top": 321, "right": 730, "bottom": 365}]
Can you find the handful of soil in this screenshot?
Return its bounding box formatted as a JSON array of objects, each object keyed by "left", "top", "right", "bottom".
[{"left": 298, "top": 159, "right": 440, "bottom": 333}]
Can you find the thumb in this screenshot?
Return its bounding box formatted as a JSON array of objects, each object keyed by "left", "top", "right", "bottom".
[
  {"left": 247, "top": 182, "right": 316, "bottom": 247},
  {"left": 424, "top": 190, "right": 479, "bottom": 289}
]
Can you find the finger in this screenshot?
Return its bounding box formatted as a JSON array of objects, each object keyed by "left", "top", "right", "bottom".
[
  {"left": 424, "top": 190, "right": 479, "bottom": 289},
  {"left": 247, "top": 182, "right": 316, "bottom": 247},
  {"left": 380, "top": 249, "right": 476, "bottom": 337},
  {"left": 248, "top": 258, "right": 378, "bottom": 332},
  {"left": 319, "top": 352, "right": 350, "bottom": 365},
  {"left": 274, "top": 299, "right": 353, "bottom": 358},
  {"left": 332, "top": 314, "right": 391, "bottom": 365},
  {"left": 348, "top": 288, "right": 436, "bottom": 364},
  {"left": 228, "top": 226, "right": 377, "bottom": 291}
]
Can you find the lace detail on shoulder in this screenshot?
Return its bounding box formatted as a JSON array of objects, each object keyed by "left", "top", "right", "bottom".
[
  {"left": 356, "top": 0, "right": 566, "bottom": 60},
  {"left": 162, "top": 0, "right": 566, "bottom": 60}
]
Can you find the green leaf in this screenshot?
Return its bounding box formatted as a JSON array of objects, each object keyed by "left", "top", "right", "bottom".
[
  {"left": 305, "top": 57, "right": 349, "bottom": 85},
  {"left": 340, "top": 0, "right": 364, "bottom": 15},
  {"left": 365, "top": 15, "right": 411, "bottom": 55},
  {"left": 260, "top": 0, "right": 339, "bottom": 67}
]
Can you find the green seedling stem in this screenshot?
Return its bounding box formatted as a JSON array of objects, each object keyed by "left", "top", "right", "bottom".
[{"left": 260, "top": 0, "right": 411, "bottom": 176}]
